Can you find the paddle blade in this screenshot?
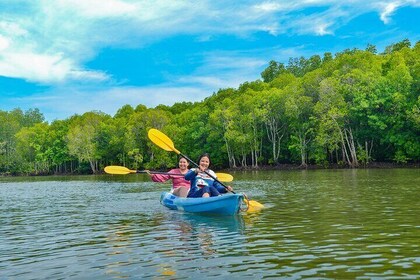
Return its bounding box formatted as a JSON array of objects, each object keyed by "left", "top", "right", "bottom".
[
  {"left": 245, "top": 199, "right": 264, "bottom": 212},
  {"left": 104, "top": 166, "right": 136, "bottom": 175},
  {"left": 215, "top": 173, "right": 233, "bottom": 182},
  {"left": 248, "top": 200, "right": 264, "bottom": 209},
  {"left": 148, "top": 129, "right": 180, "bottom": 154}
]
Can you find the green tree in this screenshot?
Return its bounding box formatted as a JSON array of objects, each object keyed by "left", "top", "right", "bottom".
[
  {"left": 261, "top": 88, "right": 289, "bottom": 164},
  {"left": 261, "top": 60, "right": 286, "bottom": 82},
  {"left": 284, "top": 83, "right": 314, "bottom": 167},
  {"left": 67, "top": 111, "right": 110, "bottom": 173},
  {"left": 15, "top": 123, "right": 50, "bottom": 174}
]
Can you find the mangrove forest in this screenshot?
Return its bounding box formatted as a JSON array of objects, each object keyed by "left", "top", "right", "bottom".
[{"left": 1, "top": 39, "right": 419, "bottom": 175}]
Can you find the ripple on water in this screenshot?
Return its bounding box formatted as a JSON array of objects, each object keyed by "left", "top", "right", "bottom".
[{"left": 1, "top": 170, "right": 420, "bottom": 279}]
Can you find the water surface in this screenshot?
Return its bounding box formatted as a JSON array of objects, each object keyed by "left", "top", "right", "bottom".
[{"left": 1, "top": 169, "right": 419, "bottom": 279}]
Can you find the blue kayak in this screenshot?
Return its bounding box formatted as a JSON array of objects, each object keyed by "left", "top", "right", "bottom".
[{"left": 160, "top": 192, "right": 244, "bottom": 215}]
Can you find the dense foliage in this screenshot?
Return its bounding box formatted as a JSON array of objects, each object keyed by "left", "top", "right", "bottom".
[{"left": 1, "top": 40, "right": 419, "bottom": 175}]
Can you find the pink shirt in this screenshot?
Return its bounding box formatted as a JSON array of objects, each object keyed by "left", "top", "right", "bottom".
[{"left": 151, "top": 168, "right": 190, "bottom": 189}]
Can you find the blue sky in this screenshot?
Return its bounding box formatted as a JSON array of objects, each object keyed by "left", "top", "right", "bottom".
[{"left": 1, "top": 1, "right": 419, "bottom": 122}]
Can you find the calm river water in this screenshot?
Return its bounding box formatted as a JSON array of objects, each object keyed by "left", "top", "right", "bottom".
[{"left": 1, "top": 169, "right": 419, "bottom": 279}]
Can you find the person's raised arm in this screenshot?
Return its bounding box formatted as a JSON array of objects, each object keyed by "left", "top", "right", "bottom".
[
  {"left": 146, "top": 170, "right": 171, "bottom": 183},
  {"left": 184, "top": 168, "right": 198, "bottom": 180}
]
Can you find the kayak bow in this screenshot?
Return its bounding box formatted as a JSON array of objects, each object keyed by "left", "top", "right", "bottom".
[{"left": 160, "top": 192, "right": 244, "bottom": 215}]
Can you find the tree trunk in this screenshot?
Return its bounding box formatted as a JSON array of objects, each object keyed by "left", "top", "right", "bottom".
[
  {"left": 298, "top": 131, "right": 308, "bottom": 168},
  {"left": 266, "top": 117, "right": 285, "bottom": 163},
  {"left": 89, "top": 159, "right": 96, "bottom": 174},
  {"left": 344, "top": 128, "right": 358, "bottom": 168}
]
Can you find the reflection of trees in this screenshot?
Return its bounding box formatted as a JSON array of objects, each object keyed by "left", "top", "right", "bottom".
[{"left": 101, "top": 212, "right": 251, "bottom": 278}]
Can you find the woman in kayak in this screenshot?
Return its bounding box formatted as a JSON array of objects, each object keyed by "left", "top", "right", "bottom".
[
  {"left": 147, "top": 157, "right": 190, "bottom": 197},
  {"left": 185, "top": 153, "right": 233, "bottom": 198}
]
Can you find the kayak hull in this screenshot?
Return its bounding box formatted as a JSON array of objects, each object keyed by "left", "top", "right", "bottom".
[{"left": 160, "top": 192, "right": 244, "bottom": 215}]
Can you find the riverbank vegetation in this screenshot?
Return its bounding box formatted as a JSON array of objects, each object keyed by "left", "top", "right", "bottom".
[{"left": 1, "top": 40, "right": 419, "bottom": 175}]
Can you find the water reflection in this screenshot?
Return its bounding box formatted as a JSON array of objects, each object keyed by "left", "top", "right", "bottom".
[
  {"left": 171, "top": 212, "right": 246, "bottom": 232},
  {"left": 150, "top": 212, "right": 250, "bottom": 278},
  {"left": 97, "top": 209, "right": 252, "bottom": 279}
]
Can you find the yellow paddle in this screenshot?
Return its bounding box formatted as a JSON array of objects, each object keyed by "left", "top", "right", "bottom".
[
  {"left": 147, "top": 128, "right": 264, "bottom": 211},
  {"left": 104, "top": 165, "right": 234, "bottom": 182}
]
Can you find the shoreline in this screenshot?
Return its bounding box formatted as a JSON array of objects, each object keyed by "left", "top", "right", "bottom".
[
  {"left": 226, "top": 162, "right": 420, "bottom": 171},
  {"left": 1, "top": 162, "right": 419, "bottom": 177}
]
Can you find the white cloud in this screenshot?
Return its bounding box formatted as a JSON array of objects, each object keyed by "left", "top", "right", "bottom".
[
  {"left": 56, "top": 0, "right": 137, "bottom": 18},
  {"left": 380, "top": 2, "right": 399, "bottom": 24},
  {"left": 0, "top": 20, "right": 28, "bottom": 36},
  {"left": 0, "top": 49, "right": 109, "bottom": 83},
  {"left": 0, "top": 52, "right": 69, "bottom": 82},
  {"left": 315, "top": 22, "right": 334, "bottom": 36},
  {"left": 253, "top": 2, "right": 283, "bottom": 13},
  {"left": 0, "top": 35, "right": 10, "bottom": 50}
]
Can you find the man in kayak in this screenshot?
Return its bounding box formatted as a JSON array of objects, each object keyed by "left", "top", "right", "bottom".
[
  {"left": 147, "top": 157, "right": 190, "bottom": 197},
  {"left": 185, "top": 153, "right": 233, "bottom": 198}
]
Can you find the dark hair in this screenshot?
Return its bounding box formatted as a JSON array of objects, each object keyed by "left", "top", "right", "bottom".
[
  {"left": 178, "top": 156, "right": 188, "bottom": 161},
  {"left": 197, "top": 153, "right": 211, "bottom": 165}
]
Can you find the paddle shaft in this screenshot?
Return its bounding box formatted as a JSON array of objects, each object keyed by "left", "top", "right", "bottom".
[
  {"left": 138, "top": 170, "right": 185, "bottom": 176},
  {"left": 179, "top": 152, "right": 236, "bottom": 194}
]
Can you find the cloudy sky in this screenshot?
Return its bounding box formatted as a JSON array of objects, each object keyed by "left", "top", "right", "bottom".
[{"left": 1, "top": 0, "right": 419, "bottom": 121}]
